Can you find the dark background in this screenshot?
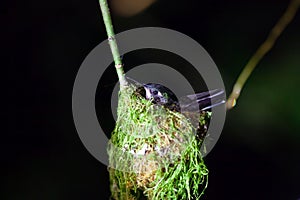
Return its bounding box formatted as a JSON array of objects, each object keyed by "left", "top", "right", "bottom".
[{"left": 2, "top": 0, "right": 300, "bottom": 199}]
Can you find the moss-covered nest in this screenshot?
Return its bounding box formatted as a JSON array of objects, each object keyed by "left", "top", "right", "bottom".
[{"left": 108, "top": 84, "right": 210, "bottom": 200}]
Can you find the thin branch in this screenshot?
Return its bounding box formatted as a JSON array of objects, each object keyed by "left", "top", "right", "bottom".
[
  {"left": 226, "top": 0, "right": 300, "bottom": 110},
  {"left": 99, "top": 0, "right": 128, "bottom": 87}
]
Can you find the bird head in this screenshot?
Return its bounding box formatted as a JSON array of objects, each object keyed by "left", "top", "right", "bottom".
[{"left": 143, "top": 83, "right": 178, "bottom": 105}]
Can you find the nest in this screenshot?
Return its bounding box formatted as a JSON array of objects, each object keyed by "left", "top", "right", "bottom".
[{"left": 108, "top": 85, "right": 210, "bottom": 200}]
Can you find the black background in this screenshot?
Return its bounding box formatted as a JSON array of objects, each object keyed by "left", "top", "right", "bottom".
[{"left": 2, "top": 0, "right": 300, "bottom": 199}]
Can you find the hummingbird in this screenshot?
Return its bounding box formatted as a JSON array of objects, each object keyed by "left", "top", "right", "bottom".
[
  {"left": 136, "top": 82, "right": 225, "bottom": 113},
  {"left": 127, "top": 76, "right": 225, "bottom": 139}
]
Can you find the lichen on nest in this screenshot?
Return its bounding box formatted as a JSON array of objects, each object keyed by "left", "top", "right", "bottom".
[{"left": 108, "top": 84, "right": 210, "bottom": 200}]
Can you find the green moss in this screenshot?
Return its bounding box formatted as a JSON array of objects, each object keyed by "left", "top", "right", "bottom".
[{"left": 108, "top": 85, "right": 209, "bottom": 200}]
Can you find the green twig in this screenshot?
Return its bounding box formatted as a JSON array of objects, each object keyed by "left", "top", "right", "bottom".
[
  {"left": 226, "top": 0, "right": 300, "bottom": 110},
  {"left": 99, "top": 0, "right": 127, "bottom": 87}
]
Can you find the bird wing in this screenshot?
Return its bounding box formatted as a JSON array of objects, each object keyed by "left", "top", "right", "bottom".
[{"left": 179, "top": 89, "right": 226, "bottom": 112}]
